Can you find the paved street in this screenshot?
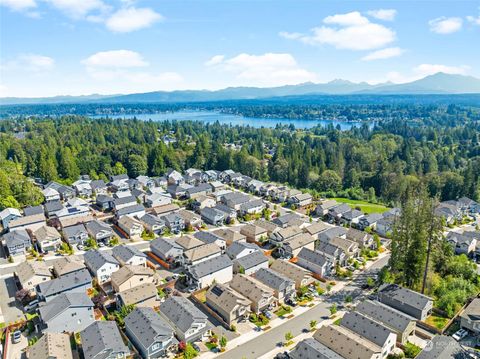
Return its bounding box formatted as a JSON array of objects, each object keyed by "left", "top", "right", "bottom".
[{"left": 217, "top": 254, "right": 390, "bottom": 359}]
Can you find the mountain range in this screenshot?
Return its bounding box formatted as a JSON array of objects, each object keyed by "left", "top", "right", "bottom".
[{"left": 2, "top": 72, "right": 480, "bottom": 105}]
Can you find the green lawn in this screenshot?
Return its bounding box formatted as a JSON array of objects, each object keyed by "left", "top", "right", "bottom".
[
  {"left": 425, "top": 313, "right": 450, "bottom": 330},
  {"left": 332, "top": 198, "right": 390, "bottom": 214}
]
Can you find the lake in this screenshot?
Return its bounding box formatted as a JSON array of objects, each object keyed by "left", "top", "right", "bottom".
[{"left": 92, "top": 110, "right": 366, "bottom": 130}]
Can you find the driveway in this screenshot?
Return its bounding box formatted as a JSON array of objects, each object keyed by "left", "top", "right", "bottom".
[
  {"left": 6, "top": 330, "right": 28, "bottom": 359},
  {"left": 0, "top": 275, "right": 24, "bottom": 325}
]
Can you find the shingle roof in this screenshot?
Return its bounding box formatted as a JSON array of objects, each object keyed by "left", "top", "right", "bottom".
[
  {"left": 3, "top": 228, "right": 31, "bottom": 246},
  {"left": 160, "top": 296, "right": 207, "bottom": 333},
  {"left": 416, "top": 335, "right": 466, "bottom": 359},
  {"left": 111, "top": 265, "right": 154, "bottom": 288},
  {"left": 124, "top": 307, "right": 174, "bottom": 351},
  {"left": 116, "top": 204, "right": 145, "bottom": 217},
  {"left": 212, "top": 228, "right": 246, "bottom": 243},
  {"left": 206, "top": 283, "right": 251, "bottom": 313},
  {"left": 27, "top": 332, "right": 73, "bottom": 359},
  {"left": 298, "top": 248, "right": 330, "bottom": 267},
  {"left": 289, "top": 338, "right": 343, "bottom": 359},
  {"left": 63, "top": 224, "right": 87, "bottom": 238},
  {"left": 233, "top": 251, "right": 268, "bottom": 270},
  {"left": 150, "top": 237, "right": 183, "bottom": 256},
  {"left": 33, "top": 225, "right": 61, "bottom": 241},
  {"left": 175, "top": 235, "right": 204, "bottom": 250},
  {"left": 52, "top": 257, "right": 86, "bottom": 277},
  {"left": 81, "top": 321, "right": 128, "bottom": 359},
  {"left": 15, "top": 260, "right": 50, "bottom": 284},
  {"left": 83, "top": 249, "right": 119, "bottom": 272},
  {"left": 188, "top": 254, "right": 232, "bottom": 279},
  {"left": 230, "top": 274, "right": 274, "bottom": 303},
  {"left": 356, "top": 300, "right": 415, "bottom": 334},
  {"left": 23, "top": 205, "right": 44, "bottom": 216},
  {"left": 117, "top": 282, "right": 157, "bottom": 306},
  {"left": 184, "top": 243, "right": 221, "bottom": 262},
  {"left": 226, "top": 241, "right": 260, "bottom": 259},
  {"left": 341, "top": 311, "right": 394, "bottom": 348},
  {"left": 37, "top": 268, "right": 91, "bottom": 297},
  {"left": 112, "top": 245, "right": 146, "bottom": 264},
  {"left": 85, "top": 220, "right": 112, "bottom": 237},
  {"left": 254, "top": 267, "right": 294, "bottom": 292},
  {"left": 194, "top": 231, "right": 224, "bottom": 245},
  {"left": 39, "top": 292, "right": 93, "bottom": 322},
  {"left": 378, "top": 284, "right": 433, "bottom": 313}
]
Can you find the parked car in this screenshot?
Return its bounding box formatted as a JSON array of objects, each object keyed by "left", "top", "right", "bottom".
[
  {"left": 12, "top": 330, "right": 21, "bottom": 344},
  {"left": 286, "top": 298, "right": 297, "bottom": 306},
  {"left": 263, "top": 310, "right": 273, "bottom": 319},
  {"left": 453, "top": 328, "right": 469, "bottom": 341},
  {"left": 23, "top": 299, "right": 39, "bottom": 312}
]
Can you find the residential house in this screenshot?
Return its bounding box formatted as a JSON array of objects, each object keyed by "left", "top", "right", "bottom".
[
  {"left": 304, "top": 222, "right": 330, "bottom": 239},
  {"left": 221, "top": 192, "right": 250, "bottom": 210},
  {"left": 178, "top": 209, "right": 202, "bottom": 229},
  {"left": 112, "top": 245, "right": 147, "bottom": 267},
  {"left": 138, "top": 214, "right": 165, "bottom": 235},
  {"left": 85, "top": 220, "right": 113, "bottom": 244},
  {"left": 115, "top": 204, "right": 146, "bottom": 219},
  {"left": 230, "top": 274, "right": 276, "bottom": 313},
  {"left": 341, "top": 311, "right": 397, "bottom": 358},
  {"left": 205, "top": 170, "right": 219, "bottom": 181},
  {"left": 358, "top": 213, "right": 384, "bottom": 231},
  {"left": 0, "top": 208, "right": 21, "bottom": 229},
  {"left": 240, "top": 223, "right": 268, "bottom": 243},
  {"left": 110, "top": 178, "right": 130, "bottom": 193},
  {"left": 159, "top": 296, "right": 210, "bottom": 342},
  {"left": 32, "top": 225, "right": 62, "bottom": 252},
  {"left": 166, "top": 184, "right": 192, "bottom": 199},
  {"left": 346, "top": 228, "right": 374, "bottom": 249},
  {"left": 111, "top": 265, "right": 155, "bottom": 293},
  {"left": 137, "top": 175, "right": 156, "bottom": 189},
  {"left": 186, "top": 254, "right": 233, "bottom": 289},
  {"left": 253, "top": 219, "right": 279, "bottom": 235},
  {"left": 15, "top": 260, "right": 51, "bottom": 291},
  {"left": 95, "top": 194, "right": 114, "bottom": 211},
  {"left": 166, "top": 170, "right": 184, "bottom": 186},
  {"left": 36, "top": 268, "right": 92, "bottom": 301},
  {"left": 194, "top": 231, "right": 227, "bottom": 250},
  {"left": 200, "top": 207, "right": 225, "bottom": 226},
  {"left": 325, "top": 236, "right": 359, "bottom": 261},
  {"left": 254, "top": 267, "right": 296, "bottom": 302},
  {"left": 184, "top": 243, "right": 222, "bottom": 265},
  {"left": 90, "top": 179, "right": 107, "bottom": 195},
  {"left": 460, "top": 298, "right": 480, "bottom": 334},
  {"left": 226, "top": 241, "right": 260, "bottom": 260},
  {"left": 270, "top": 259, "right": 314, "bottom": 290},
  {"left": 117, "top": 216, "right": 143, "bottom": 239},
  {"left": 80, "top": 321, "right": 129, "bottom": 359},
  {"left": 160, "top": 212, "right": 184, "bottom": 233},
  {"left": 186, "top": 183, "right": 212, "bottom": 199},
  {"left": 280, "top": 233, "right": 316, "bottom": 258},
  {"left": 356, "top": 300, "right": 416, "bottom": 344},
  {"left": 73, "top": 180, "right": 92, "bottom": 197},
  {"left": 44, "top": 182, "right": 76, "bottom": 201},
  {"left": 340, "top": 209, "right": 365, "bottom": 226},
  {"left": 124, "top": 307, "right": 177, "bottom": 359},
  {"left": 315, "top": 200, "right": 339, "bottom": 217},
  {"left": 117, "top": 282, "right": 159, "bottom": 308},
  {"left": 315, "top": 241, "right": 346, "bottom": 267},
  {"left": 83, "top": 249, "right": 120, "bottom": 284},
  {"left": 63, "top": 224, "right": 88, "bottom": 246},
  {"left": 3, "top": 229, "right": 32, "bottom": 256},
  {"left": 152, "top": 203, "right": 180, "bottom": 217},
  {"left": 270, "top": 226, "right": 303, "bottom": 246},
  {"left": 377, "top": 284, "right": 433, "bottom": 321},
  {"left": 446, "top": 231, "right": 477, "bottom": 255},
  {"left": 435, "top": 202, "right": 462, "bottom": 224},
  {"left": 145, "top": 192, "right": 172, "bottom": 208},
  {"left": 296, "top": 248, "right": 334, "bottom": 277},
  {"left": 213, "top": 203, "right": 237, "bottom": 222},
  {"left": 52, "top": 257, "right": 86, "bottom": 277},
  {"left": 233, "top": 251, "right": 269, "bottom": 275},
  {"left": 239, "top": 199, "right": 266, "bottom": 216},
  {"left": 192, "top": 195, "right": 215, "bottom": 212},
  {"left": 9, "top": 213, "right": 46, "bottom": 232},
  {"left": 38, "top": 292, "right": 94, "bottom": 333},
  {"left": 272, "top": 213, "right": 307, "bottom": 229},
  {"left": 376, "top": 217, "right": 395, "bottom": 237},
  {"left": 23, "top": 205, "right": 44, "bottom": 216},
  {"left": 27, "top": 332, "right": 73, "bottom": 359},
  {"left": 247, "top": 179, "right": 265, "bottom": 194},
  {"left": 114, "top": 195, "right": 138, "bottom": 211},
  {"left": 288, "top": 193, "right": 313, "bottom": 208},
  {"left": 206, "top": 283, "right": 251, "bottom": 325},
  {"left": 212, "top": 228, "right": 246, "bottom": 246},
  {"left": 327, "top": 203, "right": 352, "bottom": 222},
  {"left": 175, "top": 235, "right": 204, "bottom": 251},
  {"left": 289, "top": 338, "right": 343, "bottom": 359},
  {"left": 457, "top": 197, "right": 480, "bottom": 214},
  {"left": 313, "top": 325, "right": 383, "bottom": 359},
  {"left": 150, "top": 238, "right": 183, "bottom": 264},
  {"left": 209, "top": 181, "right": 224, "bottom": 192},
  {"left": 416, "top": 336, "right": 466, "bottom": 359},
  {"left": 41, "top": 187, "right": 60, "bottom": 202},
  {"left": 278, "top": 188, "right": 301, "bottom": 203}
]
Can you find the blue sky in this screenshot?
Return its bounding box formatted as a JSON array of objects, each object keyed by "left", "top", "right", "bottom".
[{"left": 1, "top": 0, "right": 479, "bottom": 97}]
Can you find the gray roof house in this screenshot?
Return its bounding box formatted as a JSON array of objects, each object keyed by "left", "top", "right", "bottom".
[
  {"left": 0, "top": 207, "right": 21, "bottom": 229},
  {"left": 26, "top": 332, "right": 73, "bottom": 359},
  {"left": 417, "top": 335, "right": 466, "bottom": 359},
  {"left": 159, "top": 296, "right": 210, "bottom": 342},
  {"left": 85, "top": 220, "right": 113, "bottom": 243},
  {"left": 95, "top": 194, "right": 114, "bottom": 211},
  {"left": 83, "top": 249, "right": 120, "bottom": 284},
  {"left": 38, "top": 292, "right": 94, "bottom": 333},
  {"left": 377, "top": 284, "right": 434, "bottom": 321},
  {"left": 200, "top": 207, "right": 225, "bottom": 226},
  {"left": 296, "top": 247, "right": 334, "bottom": 278},
  {"left": 186, "top": 254, "right": 233, "bottom": 289},
  {"left": 112, "top": 245, "right": 147, "bottom": 267},
  {"left": 62, "top": 223, "right": 88, "bottom": 246},
  {"left": 226, "top": 241, "right": 261, "bottom": 260},
  {"left": 150, "top": 237, "right": 183, "bottom": 263},
  {"left": 460, "top": 298, "right": 480, "bottom": 334},
  {"left": 233, "top": 250, "right": 269, "bottom": 275},
  {"left": 206, "top": 283, "right": 252, "bottom": 325},
  {"left": 194, "top": 231, "right": 226, "bottom": 250},
  {"left": 124, "top": 307, "right": 177, "bottom": 359},
  {"left": 115, "top": 204, "right": 146, "bottom": 219},
  {"left": 289, "top": 338, "right": 344, "bottom": 359},
  {"left": 356, "top": 299, "right": 416, "bottom": 344},
  {"left": 3, "top": 228, "right": 32, "bottom": 256},
  {"left": 160, "top": 212, "right": 185, "bottom": 233},
  {"left": 254, "top": 268, "right": 296, "bottom": 302},
  {"left": 36, "top": 268, "right": 92, "bottom": 301},
  {"left": 52, "top": 257, "right": 86, "bottom": 277},
  {"left": 139, "top": 213, "right": 165, "bottom": 234},
  {"left": 80, "top": 321, "right": 129, "bottom": 359}
]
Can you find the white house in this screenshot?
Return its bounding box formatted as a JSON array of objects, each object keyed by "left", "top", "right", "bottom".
[{"left": 83, "top": 249, "right": 120, "bottom": 284}]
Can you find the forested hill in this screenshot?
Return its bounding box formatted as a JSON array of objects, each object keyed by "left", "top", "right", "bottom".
[{"left": 0, "top": 109, "right": 479, "bottom": 210}]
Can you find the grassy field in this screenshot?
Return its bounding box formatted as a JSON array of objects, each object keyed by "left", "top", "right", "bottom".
[{"left": 332, "top": 198, "right": 390, "bottom": 214}]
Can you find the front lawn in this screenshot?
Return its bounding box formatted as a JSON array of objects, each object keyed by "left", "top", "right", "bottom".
[
  {"left": 275, "top": 305, "right": 292, "bottom": 317},
  {"left": 332, "top": 198, "right": 390, "bottom": 214}
]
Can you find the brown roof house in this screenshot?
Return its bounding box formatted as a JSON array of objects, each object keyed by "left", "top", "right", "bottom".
[{"left": 206, "top": 283, "right": 251, "bottom": 325}]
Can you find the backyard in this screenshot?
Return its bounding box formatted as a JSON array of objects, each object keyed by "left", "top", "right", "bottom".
[{"left": 332, "top": 198, "right": 390, "bottom": 214}]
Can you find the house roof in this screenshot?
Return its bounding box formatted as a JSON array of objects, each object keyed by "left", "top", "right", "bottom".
[
  {"left": 270, "top": 260, "right": 311, "bottom": 284},
  {"left": 201, "top": 207, "right": 224, "bottom": 220},
  {"left": 117, "top": 282, "right": 157, "bottom": 306},
  {"left": 184, "top": 243, "right": 222, "bottom": 262},
  {"left": 316, "top": 240, "right": 344, "bottom": 257},
  {"left": 284, "top": 233, "right": 316, "bottom": 251},
  {"left": 226, "top": 241, "right": 260, "bottom": 259},
  {"left": 346, "top": 228, "right": 372, "bottom": 243},
  {"left": 52, "top": 257, "right": 86, "bottom": 277},
  {"left": 15, "top": 260, "right": 50, "bottom": 284},
  {"left": 118, "top": 215, "right": 143, "bottom": 230},
  {"left": 316, "top": 200, "right": 339, "bottom": 210},
  {"left": 63, "top": 224, "right": 87, "bottom": 238},
  {"left": 273, "top": 226, "right": 303, "bottom": 240},
  {"left": 240, "top": 223, "right": 267, "bottom": 237},
  {"left": 343, "top": 209, "right": 364, "bottom": 220},
  {"left": 95, "top": 194, "right": 113, "bottom": 204},
  {"left": 81, "top": 321, "right": 128, "bottom": 359},
  {"left": 150, "top": 237, "right": 183, "bottom": 256},
  {"left": 85, "top": 220, "right": 112, "bottom": 237},
  {"left": 298, "top": 248, "right": 330, "bottom": 267},
  {"left": 9, "top": 213, "right": 46, "bottom": 228},
  {"left": 111, "top": 265, "right": 154, "bottom": 288},
  {"left": 328, "top": 236, "right": 358, "bottom": 253},
  {"left": 378, "top": 284, "right": 433, "bottom": 313},
  {"left": 3, "top": 228, "right": 31, "bottom": 247},
  {"left": 27, "top": 332, "right": 73, "bottom": 359},
  {"left": 44, "top": 200, "right": 64, "bottom": 214},
  {"left": 139, "top": 213, "right": 165, "bottom": 228},
  {"left": 341, "top": 311, "right": 395, "bottom": 348},
  {"left": 239, "top": 199, "right": 265, "bottom": 212},
  {"left": 0, "top": 207, "right": 21, "bottom": 220},
  {"left": 90, "top": 179, "right": 106, "bottom": 190},
  {"left": 230, "top": 274, "right": 274, "bottom": 303},
  {"left": 188, "top": 254, "right": 232, "bottom": 279},
  {"left": 112, "top": 245, "right": 146, "bottom": 263},
  {"left": 160, "top": 296, "right": 208, "bottom": 333},
  {"left": 194, "top": 231, "right": 224, "bottom": 245},
  {"left": 212, "top": 228, "right": 246, "bottom": 243},
  {"left": 416, "top": 335, "right": 466, "bottom": 359},
  {"left": 176, "top": 235, "right": 204, "bottom": 250},
  {"left": 272, "top": 213, "right": 303, "bottom": 227},
  {"left": 152, "top": 203, "right": 180, "bottom": 216},
  {"left": 37, "top": 268, "right": 91, "bottom": 297},
  {"left": 83, "top": 249, "right": 119, "bottom": 272},
  {"left": 116, "top": 204, "right": 145, "bottom": 217},
  {"left": 23, "top": 205, "right": 44, "bottom": 216},
  {"left": 254, "top": 267, "right": 294, "bottom": 292},
  {"left": 178, "top": 209, "right": 201, "bottom": 222},
  {"left": 39, "top": 292, "right": 93, "bottom": 322},
  {"left": 124, "top": 307, "right": 174, "bottom": 351},
  {"left": 304, "top": 222, "right": 330, "bottom": 235},
  {"left": 253, "top": 219, "right": 279, "bottom": 233},
  {"left": 460, "top": 298, "right": 480, "bottom": 323},
  {"left": 233, "top": 251, "right": 268, "bottom": 270},
  {"left": 33, "top": 225, "right": 61, "bottom": 241},
  {"left": 356, "top": 300, "right": 416, "bottom": 334},
  {"left": 289, "top": 338, "right": 343, "bottom": 359},
  {"left": 207, "top": 283, "right": 251, "bottom": 313}
]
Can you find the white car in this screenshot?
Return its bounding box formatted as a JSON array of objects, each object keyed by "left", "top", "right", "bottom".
[
  {"left": 452, "top": 328, "right": 469, "bottom": 341},
  {"left": 24, "top": 300, "right": 39, "bottom": 312}
]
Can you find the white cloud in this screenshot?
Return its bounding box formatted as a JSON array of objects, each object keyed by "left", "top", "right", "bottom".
[
  {"left": 0, "top": 0, "right": 36, "bottom": 11},
  {"left": 413, "top": 63, "right": 469, "bottom": 77},
  {"left": 361, "top": 47, "right": 405, "bottom": 61},
  {"left": 2, "top": 54, "right": 55, "bottom": 72},
  {"left": 366, "top": 9, "right": 397, "bottom": 21},
  {"left": 44, "top": 0, "right": 109, "bottom": 19},
  {"left": 429, "top": 17, "right": 463, "bottom": 34},
  {"left": 280, "top": 11, "right": 396, "bottom": 51},
  {"left": 467, "top": 15, "right": 480, "bottom": 26},
  {"left": 205, "top": 53, "right": 317, "bottom": 87},
  {"left": 82, "top": 50, "right": 148, "bottom": 68},
  {"left": 105, "top": 7, "right": 163, "bottom": 33}
]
